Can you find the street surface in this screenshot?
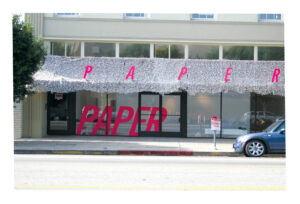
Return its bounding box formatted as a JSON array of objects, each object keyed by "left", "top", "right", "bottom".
[{"left": 15, "top": 155, "right": 285, "bottom": 190}]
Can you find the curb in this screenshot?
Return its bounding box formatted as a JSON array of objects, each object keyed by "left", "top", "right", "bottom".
[{"left": 14, "top": 149, "right": 240, "bottom": 157}]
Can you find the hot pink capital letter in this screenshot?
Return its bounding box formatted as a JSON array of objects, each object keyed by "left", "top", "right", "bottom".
[
  {"left": 91, "top": 106, "right": 113, "bottom": 135},
  {"left": 126, "top": 66, "right": 135, "bottom": 80},
  {"left": 76, "top": 105, "right": 99, "bottom": 135},
  {"left": 83, "top": 65, "right": 93, "bottom": 79},
  {"left": 224, "top": 67, "right": 233, "bottom": 82},
  {"left": 129, "top": 107, "right": 151, "bottom": 136},
  {"left": 272, "top": 68, "right": 281, "bottom": 82},
  {"left": 111, "top": 106, "right": 134, "bottom": 135},
  {"left": 178, "top": 67, "right": 188, "bottom": 80}
]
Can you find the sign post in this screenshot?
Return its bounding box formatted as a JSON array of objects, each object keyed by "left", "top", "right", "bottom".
[{"left": 211, "top": 116, "right": 221, "bottom": 150}]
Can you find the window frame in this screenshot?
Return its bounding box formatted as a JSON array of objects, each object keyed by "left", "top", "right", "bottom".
[
  {"left": 124, "top": 13, "right": 148, "bottom": 19},
  {"left": 190, "top": 13, "right": 214, "bottom": 21},
  {"left": 258, "top": 14, "right": 282, "bottom": 22},
  {"left": 54, "top": 13, "right": 80, "bottom": 17}
]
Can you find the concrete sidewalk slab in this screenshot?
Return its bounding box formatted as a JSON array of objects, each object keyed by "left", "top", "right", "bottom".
[
  {"left": 14, "top": 136, "right": 238, "bottom": 156},
  {"left": 14, "top": 136, "right": 284, "bottom": 157}
]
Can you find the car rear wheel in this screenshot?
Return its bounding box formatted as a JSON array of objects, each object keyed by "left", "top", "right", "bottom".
[{"left": 245, "top": 140, "right": 265, "bottom": 157}]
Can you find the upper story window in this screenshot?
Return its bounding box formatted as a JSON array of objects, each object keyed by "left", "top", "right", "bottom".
[
  {"left": 258, "top": 14, "right": 281, "bottom": 22},
  {"left": 124, "top": 13, "right": 147, "bottom": 18},
  {"left": 55, "top": 13, "right": 79, "bottom": 17},
  {"left": 190, "top": 14, "right": 214, "bottom": 20}
]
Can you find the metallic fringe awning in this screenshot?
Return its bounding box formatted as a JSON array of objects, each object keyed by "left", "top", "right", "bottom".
[{"left": 33, "top": 56, "right": 285, "bottom": 96}]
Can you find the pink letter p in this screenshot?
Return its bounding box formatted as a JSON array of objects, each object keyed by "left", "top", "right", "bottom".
[
  {"left": 178, "top": 67, "right": 188, "bottom": 80},
  {"left": 83, "top": 65, "right": 93, "bottom": 79}
]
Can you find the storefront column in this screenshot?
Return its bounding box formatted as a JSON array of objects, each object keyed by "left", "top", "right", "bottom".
[
  {"left": 184, "top": 45, "right": 189, "bottom": 59},
  {"left": 81, "top": 42, "right": 85, "bottom": 57},
  {"left": 150, "top": 44, "right": 154, "bottom": 58},
  {"left": 254, "top": 46, "right": 258, "bottom": 61},
  {"left": 116, "top": 43, "right": 119, "bottom": 58},
  {"left": 219, "top": 45, "right": 223, "bottom": 60}
]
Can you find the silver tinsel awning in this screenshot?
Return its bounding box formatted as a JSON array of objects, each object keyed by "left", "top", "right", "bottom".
[{"left": 33, "top": 56, "right": 285, "bottom": 96}]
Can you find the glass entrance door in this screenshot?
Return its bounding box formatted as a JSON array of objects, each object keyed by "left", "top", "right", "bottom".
[
  {"left": 139, "top": 92, "right": 186, "bottom": 137},
  {"left": 139, "top": 93, "right": 161, "bottom": 136},
  {"left": 47, "top": 92, "right": 76, "bottom": 135}
]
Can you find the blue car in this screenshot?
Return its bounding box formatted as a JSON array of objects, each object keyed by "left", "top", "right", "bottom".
[{"left": 233, "top": 119, "right": 285, "bottom": 157}]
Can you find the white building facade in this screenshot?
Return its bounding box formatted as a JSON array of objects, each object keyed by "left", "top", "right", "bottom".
[{"left": 16, "top": 13, "right": 285, "bottom": 138}]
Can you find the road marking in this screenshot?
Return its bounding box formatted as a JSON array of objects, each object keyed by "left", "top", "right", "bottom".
[
  {"left": 15, "top": 185, "right": 285, "bottom": 191},
  {"left": 14, "top": 162, "right": 285, "bottom": 170}
]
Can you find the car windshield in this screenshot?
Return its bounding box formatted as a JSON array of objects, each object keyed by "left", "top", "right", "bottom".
[{"left": 264, "top": 120, "right": 283, "bottom": 132}]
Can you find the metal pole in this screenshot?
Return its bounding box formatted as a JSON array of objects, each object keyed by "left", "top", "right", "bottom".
[
  {"left": 213, "top": 130, "right": 217, "bottom": 150},
  {"left": 220, "top": 92, "right": 222, "bottom": 138}
]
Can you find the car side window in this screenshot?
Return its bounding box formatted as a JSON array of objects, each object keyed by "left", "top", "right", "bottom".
[{"left": 275, "top": 121, "right": 285, "bottom": 132}]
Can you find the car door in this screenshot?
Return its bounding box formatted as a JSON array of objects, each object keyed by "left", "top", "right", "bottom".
[{"left": 268, "top": 121, "right": 285, "bottom": 152}]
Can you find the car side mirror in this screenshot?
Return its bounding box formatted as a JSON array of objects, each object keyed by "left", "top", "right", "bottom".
[{"left": 279, "top": 129, "right": 285, "bottom": 134}]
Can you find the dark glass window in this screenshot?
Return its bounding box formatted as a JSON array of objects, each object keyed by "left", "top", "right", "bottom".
[
  {"left": 258, "top": 47, "right": 284, "bottom": 61},
  {"left": 189, "top": 45, "right": 219, "bottom": 59},
  {"left": 223, "top": 46, "right": 254, "bottom": 60},
  {"left": 119, "top": 43, "right": 150, "bottom": 58},
  {"left": 50, "top": 42, "right": 65, "bottom": 56},
  {"left": 85, "top": 43, "right": 115, "bottom": 57}
]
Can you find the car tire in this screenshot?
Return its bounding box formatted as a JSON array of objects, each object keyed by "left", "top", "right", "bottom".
[{"left": 244, "top": 140, "right": 266, "bottom": 157}]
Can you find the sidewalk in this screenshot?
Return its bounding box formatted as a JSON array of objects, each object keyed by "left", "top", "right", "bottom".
[{"left": 14, "top": 136, "right": 241, "bottom": 156}]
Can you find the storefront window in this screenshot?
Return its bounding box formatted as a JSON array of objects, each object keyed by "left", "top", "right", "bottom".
[
  {"left": 189, "top": 45, "right": 219, "bottom": 59},
  {"left": 251, "top": 94, "right": 285, "bottom": 132},
  {"left": 170, "top": 44, "right": 184, "bottom": 59},
  {"left": 119, "top": 43, "right": 150, "bottom": 58},
  {"left": 258, "top": 47, "right": 284, "bottom": 61},
  {"left": 187, "top": 93, "right": 220, "bottom": 137},
  {"left": 109, "top": 93, "right": 138, "bottom": 135},
  {"left": 223, "top": 46, "right": 254, "bottom": 60},
  {"left": 154, "top": 44, "right": 169, "bottom": 58},
  {"left": 85, "top": 42, "right": 115, "bottom": 57},
  {"left": 76, "top": 91, "right": 107, "bottom": 135},
  {"left": 66, "top": 42, "right": 81, "bottom": 57},
  {"left": 50, "top": 42, "right": 65, "bottom": 56},
  {"left": 222, "top": 92, "right": 251, "bottom": 137},
  {"left": 162, "top": 95, "right": 181, "bottom": 132}
]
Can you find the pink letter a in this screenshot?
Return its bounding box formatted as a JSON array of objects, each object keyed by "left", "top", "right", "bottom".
[{"left": 126, "top": 66, "right": 135, "bottom": 80}]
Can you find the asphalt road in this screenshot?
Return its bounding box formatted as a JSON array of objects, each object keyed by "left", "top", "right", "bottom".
[{"left": 14, "top": 155, "right": 285, "bottom": 190}]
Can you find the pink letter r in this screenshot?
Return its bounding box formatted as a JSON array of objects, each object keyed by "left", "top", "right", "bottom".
[{"left": 272, "top": 68, "right": 281, "bottom": 82}]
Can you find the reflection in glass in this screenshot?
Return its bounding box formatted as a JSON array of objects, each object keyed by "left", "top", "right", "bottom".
[
  {"left": 162, "top": 95, "right": 181, "bottom": 132},
  {"left": 49, "top": 93, "right": 68, "bottom": 131},
  {"left": 223, "top": 46, "right": 254, "bottom": 60},
  {"left": 50, "top": 42, "right": 65, "bottom": 56},
  {"left": 187, "top": 94, "right": 220, "bottom": 137},
  {"left": 170, "top": 44, "right": 184, "bottom": 59},
  {"left": 189, "top": 45, "right": 219, "bottom": 59},
  {"left": 222, "top": 92, "right": 251, "bottom": 137},
  {"left": 154, "top": 44, "right": 169, "bottom": 58},
  {"left": 258, "top": 47, "right": 284, "bottom": 61},
  {"left": 119, "top": 43, "right": 150, "bottom": 58},
  {"left": 111, "top": 93, "right": 138, "bottom": 135},
  {"left": 251, "top": 94, "right": 285, "bottom": 132},
  {"left": 66, "top": 42, "right": 81, "bottom": 57},
  {"left": 85, "top": 43, "right": 115, "bottom": 57},
  {"left": 75, "top": 91, "right": 107, "bottom": 135}
]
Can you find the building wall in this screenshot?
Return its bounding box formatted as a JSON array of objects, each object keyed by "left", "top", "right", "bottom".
[
  {"left": 43, "top": 13, "right": 284, "bottom": 22},
  {"left": 42, "top": 17, "right": 284, "bottom": 45},
  {"left": 25, "top": 13, "right": 43, "bottom": 38},
  {"left": 14, "top": 102, "right": 23, "bottom": 139},
  {"left": 22, "top": 93, "right": 47, "bottom": 138}
]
